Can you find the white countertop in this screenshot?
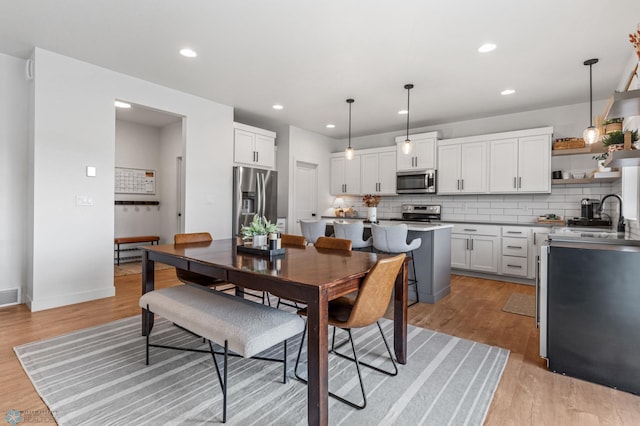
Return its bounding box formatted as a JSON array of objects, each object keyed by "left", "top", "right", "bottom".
[{"left": 328, "top": 218, "right": 453, "bottom": 232}]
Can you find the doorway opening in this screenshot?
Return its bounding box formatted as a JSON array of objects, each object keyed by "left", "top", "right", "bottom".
[
  {"left": 114, "top": 101, "right": 185, "bottom": 275},
  {"left": 292, "top": 161, "right": 318, "bottom": 235}
]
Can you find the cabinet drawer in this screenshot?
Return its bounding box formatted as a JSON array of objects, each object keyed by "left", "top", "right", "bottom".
[
  {"left": 502, "top": 226, "right": 530, "bottom": 238},
  {"left": 501, "top": 256, "right": 528, "bottom": 277},
  {"left": 502, "top": 237, "right": 528, "bottom": 257},
  {"left": 451, "top": 224, "right": 500, "bottom": 236}
]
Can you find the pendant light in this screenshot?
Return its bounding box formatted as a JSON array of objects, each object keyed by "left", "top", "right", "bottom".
[
  {"left": 345, "top": 98, "right": 355, "bottom": 160},
  {"left": 583, "top": 58, "right": 600, "bottom": 145},
  {"left": 402, "top": 84, "right": 414, "bottom": 155}
]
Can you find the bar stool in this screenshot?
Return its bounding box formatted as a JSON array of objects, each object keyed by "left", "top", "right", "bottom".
[
  {"left": 371, "top": 223, "right": 421, "bottom": 306},
  {"left": 299, "top": 220, "right": 326, "bottom": 245},
  {"left": 333, "top": 221, "right": 373, "bottom": 251}
]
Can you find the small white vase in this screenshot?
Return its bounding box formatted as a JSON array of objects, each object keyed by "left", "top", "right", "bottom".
[
  {"left": 253, "top": 234, "right": 267, "bottom": 248},
  {"left": 367, "top": 207, "right": 377, "bottom": 222}
]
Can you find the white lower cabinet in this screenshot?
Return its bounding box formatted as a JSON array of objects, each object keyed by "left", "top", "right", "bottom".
[
  {"left": 500, "top": 227, "right": 530, "bottom": 277},
  {"left": 450, "top": 224, "right": 499, "bottom": 273}
]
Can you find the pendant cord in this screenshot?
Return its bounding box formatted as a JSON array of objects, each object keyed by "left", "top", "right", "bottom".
[
  {"left": 348, "top": 102, "right": 352, "bottom": 148},
  {"left": 589, "top": 63, "right": 593, "bottom": 127},
  {"left": 406, "top": 87, "right": 410, "bottom": 140}
]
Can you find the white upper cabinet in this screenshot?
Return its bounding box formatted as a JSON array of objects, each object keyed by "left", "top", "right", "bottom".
[
  {"left": 440, "top": 127, "right": 553, "bottom": 195},
  {"left": 490, "top": 134, "right": 551, "bottom": 193},
  {"left": 395, "top": 132, "right": 439, "bottom": 171},
  {"left": 437, "top": 141, "right": 488, "bottom": 194},
  {"left": 361, "top": 148, "right": 397, "bottom": 195},
  {"left": 233, "top": 123, "right": 276, "bottom": 169},
  {"left": 330, "top": 155, "right": 361, "bottom": 195}
]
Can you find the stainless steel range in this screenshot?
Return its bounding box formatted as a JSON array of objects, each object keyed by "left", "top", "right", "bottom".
[{"left": 391, "top": 204, "right": 442, "bottom": 222}]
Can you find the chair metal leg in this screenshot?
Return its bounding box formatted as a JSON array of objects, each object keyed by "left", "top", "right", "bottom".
[
  {"left": 283, "top": 340, "right": 288, "bottom": 384},
  {"left": 330, "top": 322, "right": 398, "bottom": 377},
  {"left": 145, "top": 305, "right": 151, "bottom": 365},
  {"left": 294, "top": 322, "right": 367, "bottom": 409},
  {"left": 408, "top": 250, "right": 419, "bottom": 307}
]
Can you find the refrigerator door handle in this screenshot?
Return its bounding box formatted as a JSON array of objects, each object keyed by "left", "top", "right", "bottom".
[
  {"left": 256, "top": 174, "right": 263, "bottom": 218},
  {"left": 260, "top": 173, "right": 267, "bottom": 217}
]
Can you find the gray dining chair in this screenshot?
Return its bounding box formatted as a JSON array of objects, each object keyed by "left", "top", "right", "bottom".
[
  {"left": 333, "top": 221, "right": 373, "bottom": 250},
  {"left": 371, "top": 223, "right": 421, "bottom": 306},
  {"left": 299, "top": 220, "right": 326, "bottom": 245}
]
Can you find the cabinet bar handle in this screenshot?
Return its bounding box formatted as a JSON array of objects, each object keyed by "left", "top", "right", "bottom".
[
  {"left": 457, "top": 179, "right": 460, "bottom": 190},
  {"left": 533, "top": 233, "right": 537, "bottom": 245},
  {"left": 507, "top": 264, "right": 523, "bottom": 268},
  {"left": 461, "top": 179, "right": 464, "bottom": 190},
  {"left": 513, "top": 177, "right": 517, "bottom": 188},
  {"left": 507, "top": 245, "right": 523, "bottom": 249},
  {"left": 507, "top": 231, "right": 522, "bottom": 234},
  {"left": 256, "top": 151, "right": 259, "bottom": 162},
  {"left": 470, "top": 238, "right": 474, "bottom": 250},
  {"left": 466, "top": 238, "right": 469, "bottom": 250},
  {"left": 463, "top": 228, "right": 477, "bottom": 232},
  {"left": 518, "top": 177, "right": 522, "bottom": 188}
]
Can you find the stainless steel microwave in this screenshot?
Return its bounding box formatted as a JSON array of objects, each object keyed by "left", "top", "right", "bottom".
[{"left": 396, "top": 169, "right": 437, "bottom": 194}]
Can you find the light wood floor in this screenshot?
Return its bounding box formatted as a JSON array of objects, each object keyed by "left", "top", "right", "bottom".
[{"left": 1, "top": 271, "right": 639, "bottom": 425}]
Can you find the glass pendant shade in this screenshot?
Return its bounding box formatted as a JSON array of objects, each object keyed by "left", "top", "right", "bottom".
[
  {"left": 402, "top": 139, "right": 413, "bottom": 155},
  {"left": 345, "top": 146, "right": 355, "bottom": 160},
  {"left": 583, "top": 126, "right": 600, "bottom": 145}
]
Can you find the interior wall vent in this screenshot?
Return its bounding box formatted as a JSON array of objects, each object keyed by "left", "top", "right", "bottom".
[{"left": 0, "top": 288, "right": 20, "bottom": 307}]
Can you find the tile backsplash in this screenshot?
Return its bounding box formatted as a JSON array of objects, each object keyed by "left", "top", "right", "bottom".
[{"left": 338, "top": 182, "right": 618, "bottom": 224}]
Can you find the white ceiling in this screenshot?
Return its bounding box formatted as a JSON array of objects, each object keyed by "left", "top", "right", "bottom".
[{"left": 1, "top": 1, "right": 639, "bottom": 138}]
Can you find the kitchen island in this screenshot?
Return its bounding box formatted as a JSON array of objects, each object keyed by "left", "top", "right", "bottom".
[{"left": 326, "top": 218, "right": 452, "bottom": 303}]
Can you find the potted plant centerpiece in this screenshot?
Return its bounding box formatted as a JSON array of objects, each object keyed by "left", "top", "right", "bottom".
[
  {"left": 362, "top": 194, "right": 381, "bottom": 222},
  {"left": 241, "top": 215, "right": 278, "bottom": 248}
]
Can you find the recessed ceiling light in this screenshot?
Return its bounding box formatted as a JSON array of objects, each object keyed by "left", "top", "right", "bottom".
[
  {"left": 501, "top": 89, "right": 516, "bottom": 95},
  {"left": 398, "top": 109, "right": 408, "bottom": 115},
  {"left": 114, "top": 101, "right": 131, "bottom": 109},
  {"left": 179, "top": 48, "right": 197, "bottom": 58},
  {"left": 326, "top": 124, "right": 335, "bottom": 129},
  {"left": 272, "top": 104, "right": 283, "bottom": 110},
  {"left": 478, "top": 43, "right": 497, "bottom": 53}
]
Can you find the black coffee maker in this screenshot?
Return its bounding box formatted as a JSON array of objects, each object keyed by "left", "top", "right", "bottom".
[{"left": 581, "top": 198, "right": 600, "bottom": 220}]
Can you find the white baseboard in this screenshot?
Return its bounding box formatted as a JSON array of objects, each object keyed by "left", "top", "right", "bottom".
[{"left": 28, "top": 286, "right": 116, "bottom": 312}]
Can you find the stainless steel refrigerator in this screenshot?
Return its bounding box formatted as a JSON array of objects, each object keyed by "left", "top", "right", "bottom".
[{"left": 232, "top": 166, "right": 278, "bottom": 236}]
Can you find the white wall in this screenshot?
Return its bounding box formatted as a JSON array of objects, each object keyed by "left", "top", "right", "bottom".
[
  {"left": 287, "top": 126, "right": 334, "bottom": 233},
  {"left": 27, "top": 48, "right": 233, "bottom": 311},
  {"left": 114, "top": 120, "right": 163, "bottom": 240},
  {"left": 0, "top": 53, "right": 28, "bottom": 301}
]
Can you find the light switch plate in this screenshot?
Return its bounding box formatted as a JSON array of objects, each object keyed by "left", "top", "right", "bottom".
[
  {"left": 86, "top": 166, "right": 96, "bottom": 177},
  {"left": 76, "top": 195, "right": 94, "bottom": 206}
]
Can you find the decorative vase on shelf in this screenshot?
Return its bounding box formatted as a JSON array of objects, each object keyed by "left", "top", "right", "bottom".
[{"left": 367, "top": 207, "right": 377, "bottom": 222}]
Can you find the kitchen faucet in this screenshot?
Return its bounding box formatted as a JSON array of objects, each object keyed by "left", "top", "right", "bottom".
[{"left": 597, "top": 194, "right": 625, "bottom": 233}]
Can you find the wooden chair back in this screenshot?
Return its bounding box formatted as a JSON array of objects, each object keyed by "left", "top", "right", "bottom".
[
  {"left": 281, "top": 233, "right": 307, "bottom": 248},
  {"left": 174, "top": 232, "right": 213, "bottom": 244},
  {"left": 341, "top": 254, "right": 405, "bottom": 329},
  {"left": 315, "top": 236, "right": 352, "bottom": 251}
]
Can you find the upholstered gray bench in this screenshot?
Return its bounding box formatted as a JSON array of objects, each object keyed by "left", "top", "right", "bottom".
[{"left": 139, "top": 284, "right": 305, "bottom": 423}]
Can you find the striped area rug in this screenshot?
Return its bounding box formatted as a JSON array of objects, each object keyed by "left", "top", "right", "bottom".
[{"left": 14, "top": 316, "right": 509, "bottom": 425}]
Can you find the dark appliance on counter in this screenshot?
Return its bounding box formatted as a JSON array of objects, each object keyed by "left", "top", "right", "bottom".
[
  {"left": 396, "top": 169, "right": 436, "bottom": 194},
  {"left": 566, "top": 198, "right": 611, "bottom": 228},
  {"left": 232, "top": 166, "right": 277, "bottom": 236},
  {"left": 390, "top": 204, "right": 442, "bottom": 222}
]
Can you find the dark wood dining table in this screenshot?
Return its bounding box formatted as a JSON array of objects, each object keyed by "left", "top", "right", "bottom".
[{"left": 141, "top": 238, "right": 408, "bottom": 426}]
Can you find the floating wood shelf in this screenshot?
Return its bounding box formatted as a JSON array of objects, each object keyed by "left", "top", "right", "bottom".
[
  {"left": 114, "top": 200, "right": 160, "bottom": 205},
  {"left": 551, "top": 171, "right": 621, "bottom": 185},
  {"left": 551, "top": 144, "right": 606, "bottom": 156}
]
